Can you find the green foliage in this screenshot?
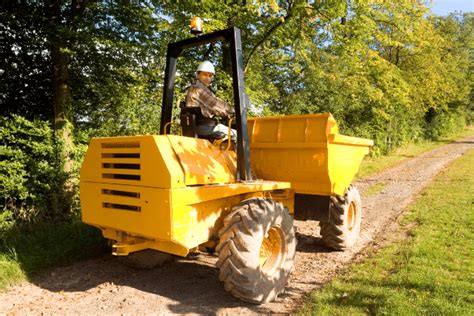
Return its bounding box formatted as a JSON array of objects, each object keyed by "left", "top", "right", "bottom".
[
  {"left": 1, "top": 2, "right": 472, "bottom": 225},
  {"left": 2, "top": 2, "right": 472, "bottom": 153},
  {"left": 0, "top": 2, "right": 53, "bottom": 120},
  {"left": 0, "top": 217, "right": 108, "bottom": 290},
  {"left": 0, "top": 115, "right": 70, "bottom": 222},
  {"left": 0, "top": 114, "right": 106, "bottom": 289},
  {"left": 69, "top": 1, "right": 167, "bottom": 136},
  {"left": 300, "top": 148, "right": 474, "bottom": 315},
  {"left": 357, "top": 125, "right": 474, "bottom": 178},
  {"left": 1, "top": 1, "right": 166, "bottom": 136},
  {"left": 424, "top": 107, "right": 468, "bottom": 140}
]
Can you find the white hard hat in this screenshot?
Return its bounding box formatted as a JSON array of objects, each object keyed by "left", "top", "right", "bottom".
[{"left": 196, "top": 61, "right": 215, "bottom": 74}]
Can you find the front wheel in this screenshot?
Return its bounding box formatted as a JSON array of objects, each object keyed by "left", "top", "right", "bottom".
[
  {"left": 319, "top": 185, "right": 362, "bottom": 250},
  {"left": 216, "top": 198, "right": 296, "bottom": 304}
]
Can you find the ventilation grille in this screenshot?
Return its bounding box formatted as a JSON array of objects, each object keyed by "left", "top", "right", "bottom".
[
  {"left": 102, "top": 189, "right": 141, "bottom": 212},
  {"left": 100, "top": 141, "right": 141, "bottom": 182}
]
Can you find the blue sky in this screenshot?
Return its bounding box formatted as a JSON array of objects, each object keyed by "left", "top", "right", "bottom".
[{"left": 430, "top": 0, "right": 473, "bottom": 16}]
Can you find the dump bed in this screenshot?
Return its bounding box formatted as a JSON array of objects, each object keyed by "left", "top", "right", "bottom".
[{"left": 248, "top": 113, "right": 373, "bottom": 196}]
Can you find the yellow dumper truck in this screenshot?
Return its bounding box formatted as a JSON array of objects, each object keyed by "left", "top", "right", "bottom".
[{"left": 80, "top": 26, "right": 373, "bottom": 304}]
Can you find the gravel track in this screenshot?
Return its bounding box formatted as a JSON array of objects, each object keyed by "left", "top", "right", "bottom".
[{"left": 1, "top": 136, "right": 473, "bottom": 315}]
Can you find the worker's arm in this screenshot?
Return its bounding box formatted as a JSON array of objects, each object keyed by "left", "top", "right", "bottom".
[{"left": 197, "top": 86, "right": 234, "bottom": 119}]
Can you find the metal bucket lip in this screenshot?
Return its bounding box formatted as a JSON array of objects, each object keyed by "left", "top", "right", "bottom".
[{"left": 248, "top": 112, "right": 333, "bottom": 121}]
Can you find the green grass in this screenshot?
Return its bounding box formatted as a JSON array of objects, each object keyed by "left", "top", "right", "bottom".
[
  {"left": 0, "top": 217, "right": 108, "bottom": 290},
  {"left": 299, "top": 148, "right": 474, "bottom": 315},
  {"left": 357, "top": 125, "right": 474, "bottom": 178}
]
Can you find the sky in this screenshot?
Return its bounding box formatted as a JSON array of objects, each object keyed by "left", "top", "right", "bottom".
[{"left": 430, "top": 0, "right": 473, "bottom": 16}]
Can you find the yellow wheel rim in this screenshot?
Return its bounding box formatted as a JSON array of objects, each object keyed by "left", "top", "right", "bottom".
[
  {"left": 259, "top": 226, "right": 285, "bottom": 275},
  {"left": 347, "top": 201, "right": 357, "bottom": 231}
]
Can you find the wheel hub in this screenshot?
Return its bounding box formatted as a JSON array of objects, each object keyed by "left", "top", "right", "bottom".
[
  {"left": 347, "top": 201, "right": 357, "bottom": 231},
  {"left": 259, "top": 226, "right": 285, "bottom": 275}
]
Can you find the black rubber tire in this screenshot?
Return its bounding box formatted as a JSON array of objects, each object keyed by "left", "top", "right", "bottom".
[
  {"left": 216, "top": 197, "right": 296, "bottom": 304},
  {"left": 319, "top": 185, "right": 362, "bottom": 250}
]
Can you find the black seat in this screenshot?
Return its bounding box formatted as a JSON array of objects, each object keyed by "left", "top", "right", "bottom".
[
  {"left": 180, "top": 107, "right": 199, "bottom": 138},
  {"left": 179, "top": 103, "right": 226, "bottom": 141}
]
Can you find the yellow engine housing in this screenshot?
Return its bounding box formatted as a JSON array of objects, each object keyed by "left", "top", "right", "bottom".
[{"left": 80, "top": 135, "right": 291, "bottom": 257}]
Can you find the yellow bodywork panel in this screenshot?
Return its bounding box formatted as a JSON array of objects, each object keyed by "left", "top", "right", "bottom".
[
  {"left": 167, "top": 135, "right": 236, "bottom": 185},
  {"left": 80, "top": 134, "right": 290, "bottom": 257},
  {"left": 80, "top": 135, "right": 237, "bottom": 189},
  {"left": 81, "top": 182, "right": 172, "bottom": 241},
  {"left": 80, "top": 135, "right": 185, "bottom": 189},
  {"left": 327, "top": 134, "right": 373, "bottom": 195},
  {"left": 248, "top": 113, "right": 373, "bottom": 196},
  {"left": 170, "top": 181, "right": 291, "bottom": 254}
]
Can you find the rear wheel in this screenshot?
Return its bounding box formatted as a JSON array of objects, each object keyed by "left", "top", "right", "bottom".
[
  {"left": 216, "top": 197, "right": 296, "bottom": 304},
  {"left": 319, "top": 185, "right": 362, "bottom": 250}
]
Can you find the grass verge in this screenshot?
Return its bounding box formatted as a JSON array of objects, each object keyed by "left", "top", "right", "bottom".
[
  {"left": 299, "top": 148, "right": 474, "bottom": 315},
  {"left": 357, "top": 125, "right": 474, "bottom": 178},
  {"left": 0, "top": 218, "right": 108, "bottom": 290}
]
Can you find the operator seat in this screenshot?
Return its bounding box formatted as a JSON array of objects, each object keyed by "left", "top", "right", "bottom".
[{"left": 179, "top": 102, "right": 226, "bottom": 141}]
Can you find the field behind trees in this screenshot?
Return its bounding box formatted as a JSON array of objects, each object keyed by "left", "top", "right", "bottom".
[{"left": 1, "top": 2, "right": 472, "bottom": 228}]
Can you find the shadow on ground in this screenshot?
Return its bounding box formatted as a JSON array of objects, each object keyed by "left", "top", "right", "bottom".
[
  {"left": 2, "top": 218, "right": 336, "bottom": 314},
  {"left": 29, "top": 252, "right": 296, "bottom": 314},
  {"left": 15, "top": 226, "right": 337, "bottom": 314},
  {"left": 295, "top": 232, "right": 334, "bottom": 254}
]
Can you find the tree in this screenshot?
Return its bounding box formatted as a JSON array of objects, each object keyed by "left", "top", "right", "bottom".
[
  {"left": 1, "top": 2, "right": 53, "bottom": 120},
  {"left": 1, "top": 1, "right": 168, "bottom": 214}
]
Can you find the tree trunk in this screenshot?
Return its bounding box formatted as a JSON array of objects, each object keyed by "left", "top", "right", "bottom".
[
  {"left": 51, "top": 45, "right": 74, "bottom": 172},
  {"left": 46, "top": 0, "right": 74, "bottom": 214}
]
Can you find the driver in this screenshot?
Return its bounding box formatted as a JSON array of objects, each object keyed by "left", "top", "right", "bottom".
[{"left": 185, "top": 61, "right": 236, "bottom": 140}]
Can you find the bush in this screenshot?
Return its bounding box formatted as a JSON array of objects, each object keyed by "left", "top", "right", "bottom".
[
  {"left": 424, "top": 107, "right": 467, "bottom": 140},
  {"left": 0, "top": 115, "right": 70, "bottom": 222}
]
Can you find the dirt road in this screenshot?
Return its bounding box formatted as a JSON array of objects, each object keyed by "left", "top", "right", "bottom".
[{"left": 1, "top": 137, "right": 473, "bottom": 315}]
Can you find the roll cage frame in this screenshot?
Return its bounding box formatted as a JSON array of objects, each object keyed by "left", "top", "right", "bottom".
[{"left": 159, "top": 27, "right": 252, "bottom": 181}]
